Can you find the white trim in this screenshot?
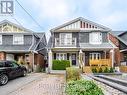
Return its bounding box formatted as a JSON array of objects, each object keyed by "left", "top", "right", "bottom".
[
  {"left": 34, "top": 34, "right": 44, "bottom": 51},
  {"left": 48, "top": 50, "right": 53, "bottom": 71},
  {"left": 120, "top": 49, "right": 127, "bottom": 52},
  {"left": 0, "top": 35, "right": 2, "bottom": 45},
  {"left": 56, "top": 53, "right": 67, "bottom": 60},
  {"left": 29, "top": 33, "right": 35, "bottom": 50}
]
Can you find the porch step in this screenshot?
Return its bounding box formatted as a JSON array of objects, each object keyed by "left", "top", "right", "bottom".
[{"left": 83, "top": 67, "right": 92, "bottom": 74}]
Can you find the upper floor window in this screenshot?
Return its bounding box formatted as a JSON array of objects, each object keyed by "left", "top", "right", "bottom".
[
  {"left": 60, "top": 33, "right": 72, "bottom": 45},
  {"left": 13, "top": 34, "right": 24, "bottom": 45},
  {"left": 89, "top": 32, "right": 102, "bottom": 44},
  {"left": 0, "top": 35, "right": 2, "bottom": 45}
]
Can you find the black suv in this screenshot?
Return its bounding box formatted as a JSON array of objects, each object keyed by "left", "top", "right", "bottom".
[{"left": 0, "top": 61, "right": 27, "bottom": 85}]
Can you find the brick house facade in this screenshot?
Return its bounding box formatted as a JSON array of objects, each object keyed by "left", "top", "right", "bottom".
[{"left": 0, "top": 20, "right": 47, "bottom": 71}]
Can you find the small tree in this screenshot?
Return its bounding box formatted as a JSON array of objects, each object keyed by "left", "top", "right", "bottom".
[
  {"left": 104, "top": 67, "right": 109, "bottom": 73},
  {"left": 109, "top": 67, "right": 114, "bottom": 73},
  {"left": 98, "top": 67, "right": 103, "bottom": 73}
]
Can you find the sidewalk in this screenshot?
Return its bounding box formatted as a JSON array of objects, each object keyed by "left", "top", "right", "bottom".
[{"left": 8, "top": 74, "right": 65, "bottom": 95}]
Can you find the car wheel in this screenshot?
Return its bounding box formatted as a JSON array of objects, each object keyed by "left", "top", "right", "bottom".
[
  {"left": 22, "top": 70, "right": 27, "bottom": 77},
  {"left": 0, "top": 74, "right": 8, "bottom": 85}
]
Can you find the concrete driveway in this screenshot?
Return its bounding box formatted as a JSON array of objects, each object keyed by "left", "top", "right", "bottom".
[
  {"left": 0, "top": 73, "right": 46, "bottom": 95},
  {"left": 8, "top": 74, "right": 65, "bottom": 95}
]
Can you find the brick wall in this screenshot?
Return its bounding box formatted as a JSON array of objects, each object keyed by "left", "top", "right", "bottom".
[
  {"left": 109, "top": 33, "right": 121, "bottom": 65},
  {"left": 0, "top": 52, "right": 6, "bottom": 60},
  {"left": 35, "top": 54, "right": 44, "bottom": 68},
  {"left": 109, "top": 33, "right": 119, "bottom": 46}
]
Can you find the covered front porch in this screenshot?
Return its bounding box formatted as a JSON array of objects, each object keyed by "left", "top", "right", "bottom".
[
  {"left": 0, "top": 51, "right": 45, "bottom": 71},
  {"left": 79, "top": 49, "right": 115, "bottom": 68}
]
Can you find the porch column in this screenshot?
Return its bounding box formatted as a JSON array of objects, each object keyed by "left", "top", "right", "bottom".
[
  {"left": 104, "top": 51, "right": 106, "bottom": 59},
  {"left": 48, "top": 49, "right": 52, "bottom": 71},
  {"left": 29, "top": 52, "right": 35, "bottom": 72},
  {"left": 110, "top": 49, "right": 114, "bottom": 67},
  {"left": 79, "top": 49, "right": 83, "bottom": 68}
]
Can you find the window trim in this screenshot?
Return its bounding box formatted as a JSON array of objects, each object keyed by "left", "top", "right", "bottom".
[
  {"left": 0, "top": 35, "right": 2, "bottom": 45},
  {"left": 56, "top": 53, "right": 67, "bottom": 60},
  {"left": 13, "top": 34, "right": 24, "bottom": 45},
  {"left": 89, "top": 32, "right": 102, "bottom": 44},
  {"left": 60, "top": 33, "right": 72, "bottom": 45}
]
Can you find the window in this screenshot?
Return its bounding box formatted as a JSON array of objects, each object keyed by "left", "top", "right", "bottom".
[
  {"left": 56, "top": 53, "right": 67, "bottom": 60},
  {"left": 89, "top": 32, "right": 102, "bottom": 44},
  {"left": 89, "top": 53, "right": 101, "bottom": 60},
  {"left": 60, "top": 33, "right": 72, "bottom": 45},
  {"left": 0, "top": 35, "right": 2, "bottom": 45},
  {"left": 13, "top": 34, "right": 24, "bottom": 45}
]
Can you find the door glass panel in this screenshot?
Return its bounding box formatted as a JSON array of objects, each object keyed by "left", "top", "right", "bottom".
[{"left": 72, "top": 54, "right": 76, "bottom": 65}]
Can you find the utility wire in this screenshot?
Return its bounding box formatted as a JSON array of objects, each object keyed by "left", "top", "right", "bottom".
[{"left": 15, "top": 0, "right": 43, "bottom": 30}]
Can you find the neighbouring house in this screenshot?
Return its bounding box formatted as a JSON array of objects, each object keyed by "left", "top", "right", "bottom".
[
  {"left": 0, "top": 20, "right": 47, "bottom": 71},
  {"left": 117, "top": 31, "right": 127, "bottom": 66},
  {"left": 48, "top": 17, "right": 118, "bottom": 72},
  {"left": 108, "top": 32, "right": 121, "bottom": 66}
]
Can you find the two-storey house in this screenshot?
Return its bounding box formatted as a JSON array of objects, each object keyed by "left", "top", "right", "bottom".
[
  {"left": 48, "top": 17, "right": 117, "bottom": 71},
  {"left": 0, "top": 20, "right": 47, "bottom": 71}
]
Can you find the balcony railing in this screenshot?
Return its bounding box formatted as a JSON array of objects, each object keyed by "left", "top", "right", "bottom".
[
  {"left": 55, "top": 38, "right": 76, "bottom": 47},
  {"left": 89, "top": 59, "right": 111, "bottom": 66}
]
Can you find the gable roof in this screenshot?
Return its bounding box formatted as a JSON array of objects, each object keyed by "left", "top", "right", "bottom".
[
  {"left": 109, "top": 31, "right": 127, "bottom": 46},
  {"left": 0, "top": 20, "right": 34, "bottom": 33},
  {"left": 51, "top": 17, "right": 111, "bottom": 32},
  {"left": 118, "top": 31, "right": 127, "bottom": 37}
]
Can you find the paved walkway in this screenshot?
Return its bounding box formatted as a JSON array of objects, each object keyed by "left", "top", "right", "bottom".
[{"left": 8, "top": 74, "right": 65, "bottom": 95}]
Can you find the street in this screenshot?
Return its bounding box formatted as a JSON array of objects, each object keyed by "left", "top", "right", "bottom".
[{"left": 0, "top": 73, "right": 46, "bottom": 95}]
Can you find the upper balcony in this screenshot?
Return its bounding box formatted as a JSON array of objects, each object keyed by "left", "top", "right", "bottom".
[{"left": 54, "top": 38, "right": 77, "bottom": 47}]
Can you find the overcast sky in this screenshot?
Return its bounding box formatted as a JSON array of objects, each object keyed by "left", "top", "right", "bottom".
[{"left": 0, "top": 0, "right": 127, "bottom": 39}]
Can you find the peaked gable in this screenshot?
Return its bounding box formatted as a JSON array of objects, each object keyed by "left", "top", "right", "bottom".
[
  {"left": 51, "top": 17, "right": 111, "bottom": 32},
  {"left": 0, "top": 20, "right": 33, "bottom": 33}
]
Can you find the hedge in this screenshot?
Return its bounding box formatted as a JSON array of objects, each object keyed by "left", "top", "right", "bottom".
[
  {"left": 66, "top": 67, "right": 81, "bottom": 82},
  {"left": 52, "top": 60, "right": 70, "bottom": 70},
  {"left": 92, "top": 67, "right": 114, "bottom": 73}
]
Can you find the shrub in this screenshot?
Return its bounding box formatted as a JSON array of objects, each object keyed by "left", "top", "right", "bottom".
[
  {"left": 109, "top": 67, "right": 114, "bottom": 73},
  {"left": 52, "top": 60, "right": 70, "bottom": 70},
  {"left": 98, "top": 67, "right": 103, "bottom": 73},
  {"left": 35, "top": 64, "right": 42, "bottom": 72},
  {"left": 66, "top": 67, "right": 81, "bottom": 82},
  {"left": 66, "top": 79, "right": 104, "bottom": 95},
  {"left": 103, "top": 67, "right": 109, "bottom": 73},
  {"left": 92, "top": 68, "right": 98, "bottom": 73}
]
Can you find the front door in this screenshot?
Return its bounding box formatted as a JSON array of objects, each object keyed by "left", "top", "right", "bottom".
[{"left": 72, "top": 54, "right": 76, "bottom": 65}]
